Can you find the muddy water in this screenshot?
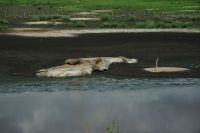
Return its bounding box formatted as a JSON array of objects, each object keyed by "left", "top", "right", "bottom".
[
  {"left": 0, "top": 32, "right": 200, "bottom": 78},
  {"left": 0, "top": 33, "right": 200, "bottom": 133}
]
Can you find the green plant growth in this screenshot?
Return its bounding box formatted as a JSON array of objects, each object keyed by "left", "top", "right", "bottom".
[
  {"left": 0, "top": 19, "right": 8, "bottom": 31},
  {"left": 62, "top": 16, "right": 70, "bottom": 22},
  {"left": 100, "top": 22, "right": 118, "bottom": 28},
  {"left": 74, "top": 21, "right": 85, "bottom": 27},
  {"left": 0, "top": 0, "right": 199, "bottom": 11},
  {"left": 146, "top": 20, "right": 156, "bottom": 28},
  {"left": 105, "top": 120, "right": 120, "bottom": 133},
  {"left": 128, "top": 16, "right": 136, "bottom": 21},
  {"left": 31, "top": 15, "right": 40, "bottom": 21},
  {"left": 171, "top": 20, "right": 182, "bottom": 28},
  {"left": 135, "top": 22, "right": 146, "bottom": 28},
  {"left": 118, "top": 22, "right": 128, "bottom": 28},
  {"left": 100, "top": 14, "right": 112, "bottom": 21}
]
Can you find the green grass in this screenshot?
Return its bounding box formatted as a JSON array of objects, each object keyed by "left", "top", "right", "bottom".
[
  {"left": 0, "top": 0, "right": 199, "bottom": 11},
  {"left": 0, "top": 19, "right": 8, "bottom": 31},
  {"left": 0, "top": 0, "right": 200, "bottom": 30},
  {"left": 74, "top": 21, "right": 85, "bottom": 27}
]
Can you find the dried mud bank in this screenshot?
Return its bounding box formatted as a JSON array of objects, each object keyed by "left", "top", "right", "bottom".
[{"left": 1, "top": 28, "right": 200, "bottom": 37}]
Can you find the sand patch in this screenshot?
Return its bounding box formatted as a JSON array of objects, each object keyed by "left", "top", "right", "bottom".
[
  {"left": 23, "top": 21, "right": 62, "bottom": 25},
  {"left": 6, "top": 28, "right": 76, "bottom": 37},
  {"left": 70, "top": 17, "right": 101, "bottom": 21},
  {"left": 12, "top": 28, "right": 49, "bottom": 32},
  {"left": 144, "top": 67, "right": 190, "bottom": 73},
  {"left": 74, "top": 12, "right": 97, "bottom": 16},
  {"left": 91, "top": 10, "right": 113, "bottom": 14},
  {"left": 2, "top": 28, "right": 200, "bottom": 38}
]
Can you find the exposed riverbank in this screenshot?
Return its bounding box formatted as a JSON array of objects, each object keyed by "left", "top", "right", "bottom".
[{"left": 1, "top": 28, "right": 200, "bottom": 37}]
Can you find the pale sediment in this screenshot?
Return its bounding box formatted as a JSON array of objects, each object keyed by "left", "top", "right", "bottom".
[
  {"left": 70, "top": 17, "right": 101, "bottom": 21},
  {"left": 23, "top": 21, "right": 62, "bottom": 25},
  {"left": 144, "top": 67, "right": 190, "bottom": 73},
  {"left": 36, "top": 57, "right": 138, "bottom": 77},
  {"left": 1, "top": 28, "right": 200, "bottom": 37}
]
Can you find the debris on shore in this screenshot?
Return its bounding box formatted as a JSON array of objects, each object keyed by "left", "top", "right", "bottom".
[{"left": 36, "top": 57, "right": 138, "bottom": 77}]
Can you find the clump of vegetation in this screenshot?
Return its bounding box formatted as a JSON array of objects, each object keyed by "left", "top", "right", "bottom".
[
  {"left": 146, "top": 20, "right": 156, "bottom": 28},
  {"left": 31, "top": 15, "right": 40, "bottom": 21},
  {"left": 190, "top": 16, "right": 200, "bottom": 21},
  {"left": 52, "top": 15, "right": 62, "bottom": 20},
  {"left": 74, "top": 21, "right": 85, "bottom": 27},
  {"left": 100, "top": 22, "right": 118, "bottom": 28},
  {"left": 100, "top": 14, "right": 112, "bottom": 21},
  {"left": 0, "top": 19, "right": 8, "bottom": 25},
  {"left": 106, "top": 120, "right": 120, "bottom": 133},
  {"left": 128, "top": 16, "right": 136, "bottom": 21},
  {"left": 156, "top": 21, "right": 171, "bottom": 28},
  {"left": 46, "top": 16, "right": 53, "bottom": 21},
  {"left": 31, "top": 15, "right": 63, "bottom": 21},
  {"left": 163, "top": 18, "right": 173, "bottom": 23},
  {"left": 171, "top": 20, "right": 182, "bottom": 28},
  {"left": 176, "top": 15, "right": 190, "bottom": 20},
  {"left": 0, "top": 19, "right": 8, "bottom": 31},
  {"left": 135, "top": 22, "right": 146, "bottom": 28},
  {"left": 152, "top": 16, "right": 161, "bottom": 21},
  {"left": 118, "top": 22, "right": 128, "bottom": 28},
  {"left": 62, "top": 16, "right": 70, "bottom": 22}
]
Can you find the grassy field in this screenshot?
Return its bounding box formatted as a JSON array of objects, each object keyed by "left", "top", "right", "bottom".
[
  {"left": 0, "top": 0, "right": 200, "bottom": 11},
  {"left": 0, "top": 0, "right": 200, "bottom": 30}
]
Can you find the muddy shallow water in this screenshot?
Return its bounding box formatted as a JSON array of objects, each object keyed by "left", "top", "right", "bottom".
[
  {"left": 0, "top": 32, "right": 200, "bottom": 78},
  {"left": 0, "top": 33, "right": 200, "bottom": 133}
]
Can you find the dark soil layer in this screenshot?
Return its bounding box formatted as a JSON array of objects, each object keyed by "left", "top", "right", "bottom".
[{"left": 0, "top": 32, "right": 200, "bottom": 78}]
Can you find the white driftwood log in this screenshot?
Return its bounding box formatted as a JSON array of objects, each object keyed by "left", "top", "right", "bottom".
[{"left": 36, "top": 56, "right": 138, "bottom": 77}]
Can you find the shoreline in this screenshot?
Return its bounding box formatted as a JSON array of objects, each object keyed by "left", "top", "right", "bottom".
[{"left": 0, "top": 28, "right": 200, "bottom": 37}]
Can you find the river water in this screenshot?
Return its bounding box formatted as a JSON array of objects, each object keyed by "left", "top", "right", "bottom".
[
  {"left": 0, "top": 76, "right": 200, "bottom": 133},
  {"left": 0, "top": 33, "right": 200, "bottom": 133}
]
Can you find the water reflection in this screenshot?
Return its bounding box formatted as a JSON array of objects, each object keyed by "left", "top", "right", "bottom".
[
  {"left": 0, "top": 77, "right": 200, "bottom": 133},
  {"left": 0, "top": 76, "right": 200, "bottom": 93}
]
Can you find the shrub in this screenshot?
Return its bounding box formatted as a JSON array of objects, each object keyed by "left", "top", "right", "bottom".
[
  {"left": 74, "top": 21, "right": 85, "bottom": 27},
  {"left": 62, "top": 16, "right": 70, "bottom": 22},
  {"left": 46, "top": 16, "right": 53, "bottom": 21},
  {"left": 0, "top": 25, "right": 8, "bottom": 31},
  {"left": 100, "top": 22, "right": 118, "bottom": 28},
  {"left": 37, "top": 6, "right": 42, "bottom": 10},
  {"left": 31, "top": 15, "right": 40, "bottom": 21},
  {"left": 176, "top": 15, "right": 190, "bottom": 20},
  {"left": 0, "top": 19, "right": 8, "bottom": 25},
  {"left": 163, "top": 18, "right": 173, "bottom": 23},
  {"left": 171, "top": 21, "right": 182, "bottom": 28},
  {"left": 190, "top": 16, "right": 200, "bottom": 21},
  {"left": 100, "top": 14, "right": 112, "bottom": 21},
  {"left": 0, "top": 19, "right": 8, "bottom": 31},
  {"left": 39, "top": 16, "right": 46, "bottom": 21},
  {"left": 52, "top": 15, "right": 62, "bottom": 20},
  {"left": 156, "top": 22, "right": 171, "bottom": 28},
  {"left": 152, "top": 16, "right": 161, "bottom": 21},
  {"left": 128, "top": 16, "right": 136, "bottom": 21},
  {"left": 135, "top": 22, "right": 146, "bottom": 28},
  {"left": 118, "top": 22, "right": 128, "bottom": 27},
  {"left": 146, "top": 20, "right": 156, "bottom": 28}
]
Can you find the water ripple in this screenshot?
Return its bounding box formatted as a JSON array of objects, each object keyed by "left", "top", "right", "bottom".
[{"left": 0, "top": 76, "right": 200, "bottom": 94}]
